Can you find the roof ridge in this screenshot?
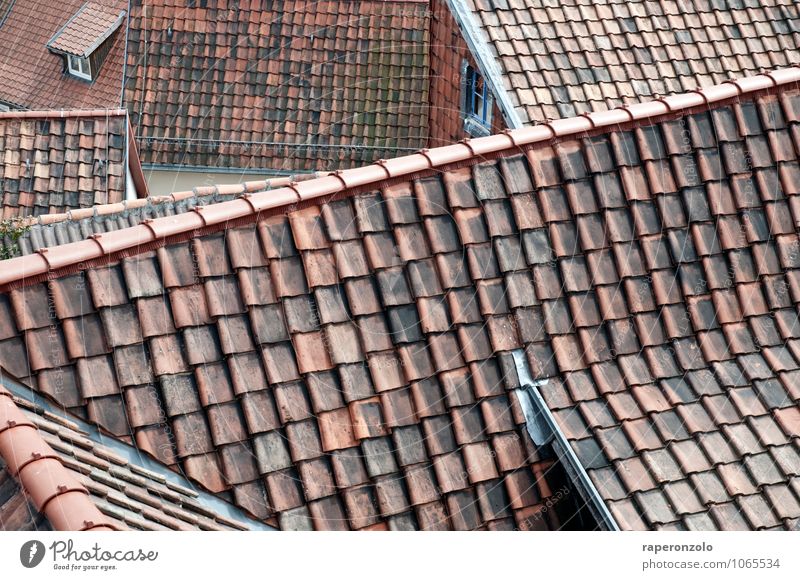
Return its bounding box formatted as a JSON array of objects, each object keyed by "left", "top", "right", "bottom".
[
  {"left": 0, "top": 108, "right": 127, "bottom": 119},
  {"left": 14, "top": 172, "right": 323, "bottom": 229},
  {"left": 0, "top": 384, "right": 122, "bottom": 531},
  {"left": 2, "top": 66, "right": 800, "bottom": 288}
]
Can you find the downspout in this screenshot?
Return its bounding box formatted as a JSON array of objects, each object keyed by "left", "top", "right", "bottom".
[
  {"left": 444, "top": 0, "right": 524, "bottom": 129},
  {"left": 511, "top": 350, "right": 620, "bottom": 531}
]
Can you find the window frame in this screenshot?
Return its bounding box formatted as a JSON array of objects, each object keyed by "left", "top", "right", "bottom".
[
  {"left": 466, "top": 66, "right": 488, "bottom": 123},
  {"left": 67, "top": 54, "right": 92, "bottom": 81},
  {"left": 460, "top": 60, "right": 493, "bottom": 137}
]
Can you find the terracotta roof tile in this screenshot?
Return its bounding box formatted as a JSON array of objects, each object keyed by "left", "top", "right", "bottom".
[
  {"left": 5, "top": 72, "right": 800, "bottom": 531},
  {"left": 0, "top": 1, "right": 125, "bottom": 110},
  {"left": 124, "top": 1, "right": 430, "bottom": 171},
  {"left": 0, "top": 382, "right": 260, "bottom": 531}
]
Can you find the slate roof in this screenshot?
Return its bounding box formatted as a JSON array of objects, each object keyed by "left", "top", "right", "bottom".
[
  {"left": 0, "top": 0, "right": 127, "bottom": 109},
  {"left": 47, "top": 1, "right": 126, "bottom": 58},
  {"left": 124, "top": 0, "right": 431, "bottom": 172},
  {"left": 0, "top": 373, "right": 269, "bottom": 530},
  {"left": 0, "top": 110, "right": 130, "bottom": 220},
  {"left": 2, "top": 69, "right": 800, "bottom": 531},
  {"left": 465, "top": 0, "right": 800, "bottom": 125}
]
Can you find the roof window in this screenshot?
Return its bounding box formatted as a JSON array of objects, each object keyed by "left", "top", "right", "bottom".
[
  {"left": 67, "top": 54, "right": 92, "bottom": 80},
  {"left": 47, "top": 2, "right": 125, "bottom": 82}
]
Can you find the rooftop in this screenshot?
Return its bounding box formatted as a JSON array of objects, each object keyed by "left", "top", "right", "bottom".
[
  {"left": 0, "top": 0, "right": 127, "bottom": 109},
  {"left": 1, "top": 172, "right": 323, "bottom": 256},
  {"left": 47, "top": 1, "right": 126, "bottom": 59},
  {"left": 0, "top": 369, "right": 271, "bottom": 531},
  {"left": 0, "top": 109, "right": 134, "bottom": 221},
  {"left": 2, "top": 68, "right": 800, "bottom": 530},
  {"left": 461, "top": 0, "right": 800, "bottom": 126},
  {"left": 124, "top": 0, "right": 431, "bottom": 172}
]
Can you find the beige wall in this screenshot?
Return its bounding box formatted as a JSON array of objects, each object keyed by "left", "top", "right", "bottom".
[{"left": 144, "top": 168, "right": 285, "bottom": 196}]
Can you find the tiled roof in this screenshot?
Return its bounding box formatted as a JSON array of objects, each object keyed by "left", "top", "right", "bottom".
[
  {"left": 0, "top": 0, "right": 126, "bottom": 109},
  {"left": 1, "top": 173, "right": 323, "bottom": 255},
  {"left": 0, "top": 375, "right": 269, "bottom": 530},
  {"left": 0, "top": 0, "right": 13, "bottom": 27},
  {"left": 2, "top": 69, "right": 800, "bottom": 530},
  {"left": 47, "top": 1, "right": 126, "bottom": 58},
  {"left": 124, "top": 0, "right": 431, "bottom": 172},
  {"left": 0, "top": 110, "right": 130, "bottom": 220},
  {"left": 464, "top": 0, "right": 800, "bottom": 125},
  {"left": 0, "top": 459, "right": 52, "bottom": 531}
]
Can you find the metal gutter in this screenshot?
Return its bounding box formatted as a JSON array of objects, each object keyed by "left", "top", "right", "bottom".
[
  {"left": 1, "top": 375, "right": 274, "bottom": 531},
  {"left": 0, "top": 108, "right": 127, "bottom": 119},
  {"left": 511, "top": 350, "right": 620, "bottom": 531},
  {"left": 126, "top": 114, "right": 150, "bottom": 198},
  {"left": 443, "top": 0, "right": 524, "bottom": 129},
  {"left": 0, "top": 0, "right": 16, "bottom": 29}
]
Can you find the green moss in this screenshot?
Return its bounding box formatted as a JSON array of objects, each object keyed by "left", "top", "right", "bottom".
[{"left": 0, "top": 218, "right": 32, "bottom": 260}]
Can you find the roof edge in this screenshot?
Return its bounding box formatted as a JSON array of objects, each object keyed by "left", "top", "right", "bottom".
[
  {"left": 44, "top": 0, "right": 87, "bottom": 51},
  {"left": 2, "top": 67, "right": 800, "bottom": 289},
  {"left": 127, "top": 114, "right": 149, "bottom": 198},
  {"left": 0, "top": 108, "right": 127, "bottom": 119},
  {"left": 0, "top": 373, "right": 274, "bottom": 531},
  {"left": 79, "top": 11, "right": 126, "bottom": 58},
  {"left": 0, "top": 380, "right": 122, "bottom": 531},
  {"left": 11, "top": 172, "right": 322, "bottom": 230},
  {"left": 46, "top": 2, "right": 126, "bottom": 58}
]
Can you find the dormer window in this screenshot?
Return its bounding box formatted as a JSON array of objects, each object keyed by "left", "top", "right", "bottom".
[
  {"left": 47, "top": 2, "right": 125, "bottom": 83},
  {"left": 67, "top": 55, "right": 92, "bottom": 80},
  {"left": 460, "top": 61, "right": 493, "bottom": 137}
]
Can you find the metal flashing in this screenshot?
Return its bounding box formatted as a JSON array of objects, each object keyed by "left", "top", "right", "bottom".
[{"left": 511, "top": 350, "right": 620, "bottom": 531}]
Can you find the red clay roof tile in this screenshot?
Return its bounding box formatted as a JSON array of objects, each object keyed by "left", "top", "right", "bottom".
[
  {"left": 0, "top": 1, "right": 126, "bottom": 110},
  {"left": 6, "top": 71, "right": 800, "bottom": 532}
]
